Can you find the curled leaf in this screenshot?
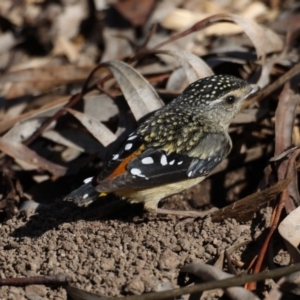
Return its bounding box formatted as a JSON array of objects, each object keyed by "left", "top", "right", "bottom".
[
  {"left": 157, "top": 50, "right": 214, "bottom": 84},
  {"left": 102, "top": 61, "right": 164, "bottom": 120},
  {"left": 181, "top": 263, "right": 259, "bottom": 300}
]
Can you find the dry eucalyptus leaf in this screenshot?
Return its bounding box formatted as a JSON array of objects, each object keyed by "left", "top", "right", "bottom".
[
  {"left": 208, "top": 14, "right": 283, "bottom": 60},
  {"left": 83, "top": 94, "right": 119, "bottom": 122},
  {"left": 0, "top": 66, "right": 95, "bottom": 99},
  {"left": 157, "top": 50, "right": 214, "bottom": 85},
  {"left": 42, "top": 129, "right": 104, "bottom": 154},
  {"left": 275, "top": 81, "right": 300, "bottom": 211},
  {"left": 0, "top": 96, "right": 69, "bottom": 134},
  {"left": 166, "top": 68, "right": 188, "bottom": 91},
  {"left": 0, "top": 138, "right": 66, "bottom": 176},
  {"left": 3, "top": 118, "right": 50, "bottom": 143},
  {"left": 0, "top": 32, "right": 22, "bottom": 54},
  {"left": 278, "top": 206, "right": 300, "bottom": 263},
  {"left": 211, "top": 178, "right": 292, "bottom": 222},
  {"left": 161, "top": 13, "right": 283, "bottom": 61},
  {"left": 181, "top": 263, "right": 259, "bottom": 300},
  {"left": 101, "top": 28, "right": 135, "bottom": 63},
  {"left": 66, "top": 108, "right": 116, "bottom": 147},
  {"left": 103, "top": 61, "right": 164, "bottom": 120}
]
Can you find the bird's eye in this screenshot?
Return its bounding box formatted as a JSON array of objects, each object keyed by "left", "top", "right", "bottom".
[{"left": 225, "top": 95, "right": 236, "bottom": 104}]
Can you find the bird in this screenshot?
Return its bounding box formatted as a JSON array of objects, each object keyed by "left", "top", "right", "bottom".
[{"left": 72, "top": 75, "right": 259, "bottom": 217}]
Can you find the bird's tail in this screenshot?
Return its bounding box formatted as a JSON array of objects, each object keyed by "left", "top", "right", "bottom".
[{"left": 64, "top": 182, "right": 100, "bottom": 207}]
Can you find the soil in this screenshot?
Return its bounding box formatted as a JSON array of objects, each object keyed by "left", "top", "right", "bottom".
[{"left": 0, "top": 176, "right": 265, "bottom": 300}]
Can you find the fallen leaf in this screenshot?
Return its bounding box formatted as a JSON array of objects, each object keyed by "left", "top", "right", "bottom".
[
  {"left": 66, "top": 108, "right": 117, "bottom": 147},
  {"left": 278, "top": 206, "right": 300, "bottom": 263},
  {"left": 157, "top": 50, "right": 214, "bottom": 84},
  {"left": 103, "top": 61, "right": 164, "bottom": 120},
  {"left": 0, "top": 138, "right": 66, "bottom": 176},
  {"left": 181, "top": 263, "right": 259, "bottom": 300},
  {"left": 211, "top": 178, "right": 292, "bottom": 222}
]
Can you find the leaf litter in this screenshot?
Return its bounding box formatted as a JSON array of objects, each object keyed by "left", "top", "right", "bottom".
[{"left": 0, "top": 1, "right": 300, "bottom": 299}]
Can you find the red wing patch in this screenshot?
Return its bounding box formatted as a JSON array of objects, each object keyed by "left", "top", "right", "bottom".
[{"left": 105, "top": 144, "right": 145, "bottom": 180}]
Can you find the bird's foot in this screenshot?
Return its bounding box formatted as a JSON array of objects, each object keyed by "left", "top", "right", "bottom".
[{"left": 148, "top": 207, "right": 219, "bottom": 218}]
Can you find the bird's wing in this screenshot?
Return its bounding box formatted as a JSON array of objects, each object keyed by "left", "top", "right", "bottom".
[{"left": 96, "top": 131, "right": 231, "bottom": 192}]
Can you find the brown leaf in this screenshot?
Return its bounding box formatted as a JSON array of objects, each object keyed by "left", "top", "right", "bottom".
[
  {"left": 211, "top": 178, "right": 292, "bottom": 222},
  {"left": 0, "top": 66, "right": 96, "bottom": 99},
  {"left": 181, "top": 264, "right": 259, "bottom": 300},
  {"left": 0, "top": 96, "right": 69, "bottom": 134},
  {"left": 66, "top": 108, "right": 116, "bottom": 147},
  {"left": 275, "top": 80, "right": 300, "bottom": 211},
  {"left": 278, "top": 206, "right": 300, "bottom": 263},
  {"left": 0, "top": 138, "right": 66, "bottom": 176},
  {"left": 157, "top": 50, "right": 214, "bottom": 84},
  {"left": 113, "top": 0, "right": 156, "bottom": 27},
  {"left": 103, "top": 61, "right": 164, "bottom": 120},
  {"left": 156, "top": 13, "right": 283, "bottom": 61}
]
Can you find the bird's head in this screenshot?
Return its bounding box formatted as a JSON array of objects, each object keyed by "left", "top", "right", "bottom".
[{"left": 175, "top": 74, "right": 259, "bottom": 129}]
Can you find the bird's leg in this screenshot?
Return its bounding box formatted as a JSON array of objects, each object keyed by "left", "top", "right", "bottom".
[
  {"left": 154, "top": 207, "right": 218, "bottom": 218},
  {"left": 144, "top": 200, "right": 218, "bottom": 218}
]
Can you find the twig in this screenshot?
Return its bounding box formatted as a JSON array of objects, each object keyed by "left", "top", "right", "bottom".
[
  {"left": 67, "top": 263, "right": 300, "bottom": 300},
  {"left": 0, "top": 274, "right": 69, "bottom": 286},
  {"left": 244, "top": 61, "right": 300, "bottom": 107}
]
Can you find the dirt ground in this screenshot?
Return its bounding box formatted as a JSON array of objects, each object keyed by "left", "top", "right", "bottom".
[
  {"left": 0, "top": 172, "right": 270, "bottom": 300},
  {"left": 0, "top": 1, "right": 298, "bottom": 299}
]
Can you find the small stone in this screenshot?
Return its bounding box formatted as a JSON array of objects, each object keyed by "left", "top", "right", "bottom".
[
  {"left": 125, "top": 278, "right": 145, "bottom": 295},
  {"left": 180, "top": 239, "right": 190, "bottom": 251},
  {"left": 101, "top": 258, "right": 115, "bottom": 271},
  {"left": 205, "top": 244, "right": 216, "bottom": 255},
  {"left": 158, "top": 249, "right": 180, "bottom": 270},
  {"left": 25, "top": 285, "right": 47, "bottom": 300}
]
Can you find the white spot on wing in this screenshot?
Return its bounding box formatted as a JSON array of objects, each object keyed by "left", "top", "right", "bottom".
[
  {"left": 188, "top": 171, "right": 193, "bottom": 177},
  {"left": 130, "top": 168, "right": 141, "bottom": 175},
  {"left": 130, "top": 168, "right": 146, "bottom": 178},
  {"left": 169, "top": 160, "right": 175, "bottom": 165},
  {"left": 83, "top": 193, "right": 89, "bottom": 199},
  {"left": 160, "top": 154, "right": 168, "bottom": 166},
  {"left": 127, "top": 135, "right": 137, "bottom": 141},
  {"left": 83, "top": 177, "right": 93, "bottom": 184},
  {"left": 177, "top": 161, "right": 183, "bottom": 165},
  {"left": 112, "top": 154, "right": 119, "bottom": 160},
  {"left": 141, "top": 157, "right": 154, "bottom": 164},
  {"left": 125, "top": 143, "right": 133, "bottom": 150}
]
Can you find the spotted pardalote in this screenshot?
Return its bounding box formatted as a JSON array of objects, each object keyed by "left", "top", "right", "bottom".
[{"left": 82, "top": 75, "right": 259, "bottom": 215}]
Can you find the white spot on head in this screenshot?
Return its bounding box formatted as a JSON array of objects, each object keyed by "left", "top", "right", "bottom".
[
  {"left": 83, "top": 177, "right": 93, "bottom": 184},
  {"left": 125, "top": 143, "right": 133, "bottom": 150},
  {"left": 188, "top": 171, "right": 193, "bottom": 177},
  {"left": 177, "top": 161, "right": 183, "bottom": 165},
  {"left": 169, "top": 160, "right": 175, "bottom": 165},
  {"left": 112, "top": 154, "right": 119, "bottom": 160},
  {"left": 127, "top": 135, "right": 137, "bottom": 141},
  {"left": 160, "top": 154, "right": 168, "bottom": 166},
  {"left": 141, "top": 157, "right": 154, "bottom": 164},
  {"left": 83, "top": 193, "right": 89, "bottom": 199}
]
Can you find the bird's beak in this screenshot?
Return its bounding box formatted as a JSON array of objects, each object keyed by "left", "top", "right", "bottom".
[{"left": 246, "top": 84, "right": 260, "bottom": 98}]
